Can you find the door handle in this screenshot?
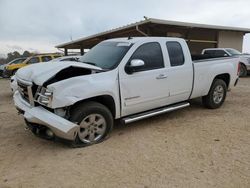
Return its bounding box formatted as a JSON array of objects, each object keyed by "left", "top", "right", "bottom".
[{"left": 156, "top": 74, "right": 168, "bottom": 80}]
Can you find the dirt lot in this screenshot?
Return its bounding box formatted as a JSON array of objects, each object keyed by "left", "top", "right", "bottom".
[{"left": 0, "top": 78, "right": 250, "bottom": 188}]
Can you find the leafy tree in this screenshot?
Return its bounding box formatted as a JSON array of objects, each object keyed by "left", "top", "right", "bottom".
[
  {"left": 22, "top": 51, "right": 31, "bottom": 57},
  {"left": 1, "top": 50, "right": 33, "bottom": 64},
  {"left": 6, "top": 51, "right": 21, "bottom": 62}
]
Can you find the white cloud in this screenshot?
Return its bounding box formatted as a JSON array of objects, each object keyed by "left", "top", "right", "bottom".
[
  {"left": 0, "top": 40, "right": 60, "bottom": 55},
  {"left": 0, "top": 0, "right": 250, "bottom": 54}
]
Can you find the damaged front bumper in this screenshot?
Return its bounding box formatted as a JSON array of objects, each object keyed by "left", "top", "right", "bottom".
[{"left": 14, "top": 91, "right": 78, "bottom": 141}]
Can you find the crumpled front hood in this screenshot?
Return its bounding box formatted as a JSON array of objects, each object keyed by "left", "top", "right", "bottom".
[{"left": 16, "top": 61, "right": 102, "bottom": 85}]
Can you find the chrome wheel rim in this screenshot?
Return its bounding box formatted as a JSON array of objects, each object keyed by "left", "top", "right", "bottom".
[
  {"left": 78, "top": 114, "right": 107, "bottom": 144},
  {"left": 213, "top": 85, "right": 224, "bottom": 104}
]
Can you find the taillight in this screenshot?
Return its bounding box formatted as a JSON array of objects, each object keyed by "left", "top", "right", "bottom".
[{"left": 237, "top": 63, "right": 241, "bottom": 76}]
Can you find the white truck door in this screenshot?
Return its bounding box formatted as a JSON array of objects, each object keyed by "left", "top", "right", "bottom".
[
  {"left": 119, "top": 42, "right": 171, "bottom": 117},
  {"left": 164, "top": 41, "right": 193, "bottom": 103}
]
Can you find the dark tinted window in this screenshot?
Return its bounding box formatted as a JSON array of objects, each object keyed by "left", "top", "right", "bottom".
[
  {"left": 129, "top": 42, "right": 164, "bottom": 71},
  {"left": 41, "top": 56, "right": 52, "bottom": 62},
  {"left": 10, "top": 58, "right": 26, "bottom": 65},
  {"left": 27, "top": 57, "right": 39, "bottom": 64},
  {"left": 166, "top": 42, "right": 185, "bottom": 67},
  {"left": 203, "top": 50, "right": 215, "bottom": 56},
  {"left": 214, "top": 50, "right": 228, "bottom": 57},
  {"left": 204, "top": 50, "right": 228, "bottom": 57}
]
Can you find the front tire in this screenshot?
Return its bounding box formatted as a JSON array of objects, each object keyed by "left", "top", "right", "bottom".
[
  {"left": 69, "top": 101, "right": 113, "bottom": 147},
  {"left": 202, "top": 79, "right": 227, "bottom": 109}
]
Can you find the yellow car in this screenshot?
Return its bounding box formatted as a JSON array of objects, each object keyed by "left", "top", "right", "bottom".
[{"left": 4, "top": 53, "right": 62, "bottom": 77}]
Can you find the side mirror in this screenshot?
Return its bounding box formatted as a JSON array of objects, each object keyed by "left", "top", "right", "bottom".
[{"left": 125, "top": 59, "right": 145, "bottom": 74}]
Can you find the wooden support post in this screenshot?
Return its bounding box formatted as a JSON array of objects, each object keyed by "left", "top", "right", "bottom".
[
  {"left": 80, "top": 48, "right": 84, "bottom": 55},
  {"left": 64, "top": 48, "right": 68, "bottom": 56}
]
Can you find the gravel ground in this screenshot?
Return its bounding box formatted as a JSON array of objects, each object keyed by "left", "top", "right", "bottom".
[{"left": 0, "top": 78, "right": 249, "bottom": 188}]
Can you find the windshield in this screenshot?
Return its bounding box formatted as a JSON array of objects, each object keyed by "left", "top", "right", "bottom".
[
  {"left": 225, "top": 49, "right": 242, "bottom": 56},
  {"left": 9, "top": 58, "right": 26, "bottom": 65},
  {"left": 79, "top": 41, "right": 132, "bottom": 69}
]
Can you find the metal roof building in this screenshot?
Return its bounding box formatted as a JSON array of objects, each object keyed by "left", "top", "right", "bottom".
[{"left": 56, "top": 18, "right": 250, "bottom": 55}]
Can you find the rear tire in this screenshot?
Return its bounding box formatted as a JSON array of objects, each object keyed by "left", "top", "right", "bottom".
[
  {"left": 239, "top": 63, "right": 247, "bottom": 77},
  {"left": 202, "top": 79, "right": 227, "bottom": 109},
  {"left": 69, "top": 101, "right": 113, "bottom": 147}
]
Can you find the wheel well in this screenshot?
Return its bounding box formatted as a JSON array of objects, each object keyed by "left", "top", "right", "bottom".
[
  {"left": 71, "top": 95, "right": 116, "bottom": 118},
  {"left": 239, "top": 62, "right": 246, "bottom": 69},
  {"left": 214, "top": 73, "right": 230, "bottom": 88}
]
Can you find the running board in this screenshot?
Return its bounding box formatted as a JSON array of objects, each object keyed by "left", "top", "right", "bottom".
[{"left": 122, "top": 102, "right": 190, "bottom": 124}]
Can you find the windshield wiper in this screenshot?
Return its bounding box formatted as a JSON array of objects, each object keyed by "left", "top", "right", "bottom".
[{"left": 81, "top": 61, "right": 110, "bottom": 72}]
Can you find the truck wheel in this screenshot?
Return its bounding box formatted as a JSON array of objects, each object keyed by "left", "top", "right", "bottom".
[
  {"left": 202, "top": 79, "right": 227, "bottom": 109},
  {"left": 69, "top": 101, "right": 113, "bottom": 147},
  {"left": 239, "top": 63, "right": 247, "bottom": 77}
]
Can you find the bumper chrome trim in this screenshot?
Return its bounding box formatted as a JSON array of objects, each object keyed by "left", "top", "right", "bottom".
[{"left": 14, "top": 91, "right": 78, "bottom": 141}]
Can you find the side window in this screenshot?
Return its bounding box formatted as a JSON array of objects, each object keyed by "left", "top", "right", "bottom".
[
  {"left": 128, "top": 42, "right": 164, "bottom": 72},
  {"left": 203, "top": 50, "right": 216, "bottom": 56},
  {"left": 41, "top": 56, "right": 52, "bottom": 62},
  {"left": 27, "top": 57, "right": 39, "bottom": 64},
  {"left": 166, "top": 42, "right": 185, "bottom": 67},
  {"left": 12, "top": 59, "right": 25, "bottom": 64},
  {"left": 214, "top": 50, "right": 228, "bottom": 57}
]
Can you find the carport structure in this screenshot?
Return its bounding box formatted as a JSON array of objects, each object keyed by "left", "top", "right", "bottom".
[{"left": 56, "top": 18, "right": 250, "bottom": 55}]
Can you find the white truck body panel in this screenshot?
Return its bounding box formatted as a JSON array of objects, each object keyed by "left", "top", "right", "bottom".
[
  {"left": 47, "top": 70, "right": 121, "bottom": 118},
  {"left": 13, "top": 37, "right": 239, "bottom": 141},
  {"left": 191, "top": 57, "right": 239, "bottom": 98},
  {"left": 118, "top": 38, "right": 193, "bottom": 116}
]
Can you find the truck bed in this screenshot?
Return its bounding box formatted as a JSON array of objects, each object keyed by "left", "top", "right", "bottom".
[{"left": 190, "top": 56, "right": 239, "bottom": 99}]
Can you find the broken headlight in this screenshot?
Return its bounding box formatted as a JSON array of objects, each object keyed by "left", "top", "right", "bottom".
[{"left": 36, "top": 87, "right": 53, "bottom": 107}]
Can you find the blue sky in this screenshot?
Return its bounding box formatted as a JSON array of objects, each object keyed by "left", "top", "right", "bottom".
[{"left": 0, "top": 0, "right": 250, "bottom": 57}]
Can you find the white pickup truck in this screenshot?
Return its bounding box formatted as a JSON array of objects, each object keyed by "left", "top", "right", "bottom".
[
  {"left": 202, "top": 48, "right": 250, "bottom": 77},
  {"left": 14, "top": 37, "right": 239, "bottom": 147}
]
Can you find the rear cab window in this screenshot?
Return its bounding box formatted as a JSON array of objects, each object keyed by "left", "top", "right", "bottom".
[{"left": 166, "top": 42, "right": 185, "bottom": 67}]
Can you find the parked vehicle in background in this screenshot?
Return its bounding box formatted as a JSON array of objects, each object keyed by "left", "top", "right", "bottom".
[
  {"left": 50, "top": 55, "right": 82, "bottom": 62},
  {"left": 9, "top": 55, "right": 80, "bottom": 93},
  {"left": 0, "top": 57, "right": 27, "bottom": 78},
  {"left": 202, "top": 48, "right": 250, "bottom": 77},
  {"left": 14, "top": 37, "right": 239, "bottom": 147},
  {"left": 3, "top": 53, "right": 62, "bottom": 77}
]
